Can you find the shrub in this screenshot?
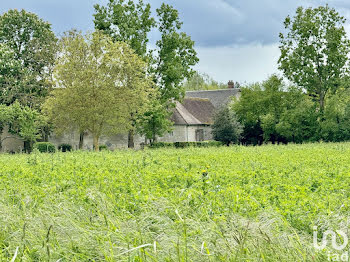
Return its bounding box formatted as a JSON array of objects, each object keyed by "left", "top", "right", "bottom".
[
  {"left": 174, "top": 141, "right": 223, "bottom": 148},
  {"left": 99, "top": 145, "right": 108, "bottom": 151},
  {"left": 212, "top": 107, "right": 243, "bottom": 146},
  {"left": 149, "top": 141, "right": 223, "bottom": 149},
  {"left": 33, "top": 142, "right": 56, "bottom": 153},
  {"left": 149, "top": 142, "right": 174, "bottom": 148},
  {"left": 58, "top": 143, "right": 72, "bottom": 152}
]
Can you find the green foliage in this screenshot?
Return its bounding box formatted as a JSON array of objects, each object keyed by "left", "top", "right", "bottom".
[
  {"left": 99, "top": 145, "right": 108, "bottom": 151},
  {"left": 33, "top": 142, "right": 56, "bottom": 153},
  {"left": 0, "top": 9, "right": 57, "bottom": 108},
  {"left": 183, "top": 71, "right": 227, "bottom": 91},
  {"left": 4, "top": 101, "right": 47, "bottom": 152},
  {"left": 136, "top": 98, "right": 173, "bottom": 143},
  {"left": 279, "top": 5, "right": 350, "bottom": 111},
  {"left": 94, "top": 0, "right": 155, "bottom": 58},
  {"left": 174, "top": 141, "right": 223, "bottom": 148},
  {"left": 212, "top": 107, "right": 242, "bottom": 146},
  {"left": 94, "top": 1, "right": 199, "bottom": 141},
  {"left": 155, "top": 3, "right": 199, "bottom": 102},
  {"left": 276, "top": 98, "right": 320, "bottom": 143},
  {"left": 148, "top": 141, "right": 223, "bottom": 149},
  {"left": 58, "top": 143, "right": 72, "bottom": 152},
  {"left": 94, "top": 1, "right": 158, "bottom": 148},
  {"left": 233, "top": 75, "right": 309, "bottom": 144},
  {"left": 0, "top": 104, "right": 10, "bottom": 151},
  {"left": 319, "top": 88, "right": 350, "bottom": 141},
  {"left": 43, "top": 31, "right": 153, "bottom": 151},
  {"left": 0, "top": 144, "right": 348, "bottom": 260},
  {"left": 0, "top": 104, "right": 9, "bottom": 131},
  {"left": 0, "top": 43, "right": 22, "bottom": 105},
  {"left": 148, "top": 141, "right": 174, "bottom": 148}
]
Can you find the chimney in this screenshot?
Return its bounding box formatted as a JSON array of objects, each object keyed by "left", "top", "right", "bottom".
[{"left": 228, "top": 80, "right": 234, "bottom": 89}]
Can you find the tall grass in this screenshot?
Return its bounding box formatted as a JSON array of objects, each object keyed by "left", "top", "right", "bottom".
[{"left": 0, "top": 143, "right": 349, "bottom": 261}]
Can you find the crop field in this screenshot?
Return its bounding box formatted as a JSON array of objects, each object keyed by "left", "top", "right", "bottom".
[{"left": 1, "top": 143, "right": 350, "bottom": 261}]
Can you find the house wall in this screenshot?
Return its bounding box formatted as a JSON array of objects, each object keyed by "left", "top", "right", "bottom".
[
  {"left": 1, "top": 126, "right": 24, "bottom": 153},
  {"left": 1, "top": 125, "right": 214, "bottom": 153},
  {"left": 49, "top": 131, "right": 145, "bottom": 150},
  {"left": 158, "top": 125, "right": 213, "bottom": 143}
]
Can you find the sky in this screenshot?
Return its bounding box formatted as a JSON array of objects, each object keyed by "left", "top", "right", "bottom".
[{"left": 1, "top": 0, "right": 350, "bottom": 84}]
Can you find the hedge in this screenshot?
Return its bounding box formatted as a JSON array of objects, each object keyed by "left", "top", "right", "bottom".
[
  {"left": 99, "top": 145, "right": 108, "bottom": 151},
  {"left": 149, "top": 141, "right": 223, "bottom": 149},
  {"left": 58, "top": 143, "right": 72, "bottom": 152},
  {"left": 33, "top": 142, "right": 56, "bottom": 153}
]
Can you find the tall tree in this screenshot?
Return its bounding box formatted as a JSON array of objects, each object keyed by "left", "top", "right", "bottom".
[
  {"left": 0, "top": 9, "right": 57, "bottom": 108},
  {"left": 94, "top": 0, "right": 155, "bottom": 147},
  {"left": 279, "top": 5, "right": 350, "bottom": 112},
  {"left": 232, "top": 75, "right": 305, "bottom": 144},
  {"left": 94, "top": 0, "right": 155, "bottom": 58},
  {"left": 43, "top": 31, "right": 153, "bottom": 151},
  {"left": 154, "top": 3, "right": 199, "bottom": 102},
  {"left": 0, "top": 43, "right": 22, "bottom": 105},
  {"left": 94, "top": 1, "right": 198, "bottom": 144}
]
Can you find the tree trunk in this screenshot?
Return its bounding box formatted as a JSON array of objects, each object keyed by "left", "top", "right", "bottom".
[
  {"left": 93, "top": 135, "right": 99, "bottom": 152},
  {"left": 128, "top": 129, "right": 134, "bottom": 148},
  {"left": 0, "top": 128, "right": 3, "bottom": 152},
  {"left": 152, "top": 133, "right": 157, "bottom": 144},
  {"left": 79, "top": 132, "right": 84, "bottom": 150},
  {"left": 43, "top": 126, "right": 49, "bottom": 142},
  {"left": 319, "top": 92, "right": 325, "bottom": 113},
  {"left": 24, "top": 140, "right": 33, "bottom": 153}
]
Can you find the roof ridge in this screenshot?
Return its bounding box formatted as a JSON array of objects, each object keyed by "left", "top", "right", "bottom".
[
  {"left": 186, "top": 88, "right": 241, "bottom": 93},
  {"left": 184, "top": 97, "right": 210, "bottom": 101}
]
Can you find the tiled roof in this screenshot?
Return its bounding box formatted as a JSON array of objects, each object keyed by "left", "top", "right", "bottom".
[
  {"left": 171, "top": 89, "right": 240, "bottom": 126},
  {"left": 185, "top": 88, "right": 240, "bottom": 108},
  {"left": 171, "top": 98, "right": 214, "bottom": 125}
]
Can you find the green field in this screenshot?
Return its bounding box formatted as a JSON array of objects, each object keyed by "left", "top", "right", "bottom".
[{"left": 1, "top": 143, "right": 350, "bottom": 261}]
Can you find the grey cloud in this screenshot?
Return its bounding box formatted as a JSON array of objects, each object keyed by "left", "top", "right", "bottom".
[
  {"left": 1, "top": 0, "right": 350, "bottom": 48},
  {"left": 160, "top": 0, "right": 315, "bottom": 47}
]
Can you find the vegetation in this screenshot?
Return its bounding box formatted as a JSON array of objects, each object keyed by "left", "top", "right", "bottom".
[
  {"left": 183, "top": 71, "right": 230, "bottom": 91},
  {"left": 0, "top": 9, "right": 57, "bottom": 109},
  {"left": 33, "top": 142, "right": 56, "bottom": 153},
  {"left": 232, "top": 74, "right": 350, "bottom": 145},
  {"left": 0, "top": 102, "right": 47, "bottom": 152},
  {"left": 148, "top": 141, "right": 223, "bottom": 148},
  {"left": 94, "top": 0, "right": 199, "bottom": 142},
  {"left": 279, "top": 5, "right": 350, "bottom": 112},
  {"left": 58, "top": 143, "right": 72, "bottom": 152},
  {"left": 42, "top": 31, "right": 153, "bottom": 151},
  {"left": 0, "top": 143, "right": 349, "bottom": 260},
  {"left": 212, "top": 107, "right": 242, "bottom": 146},
  {"left": 2, "top": 3, "right": 350, "bottom": 262}
]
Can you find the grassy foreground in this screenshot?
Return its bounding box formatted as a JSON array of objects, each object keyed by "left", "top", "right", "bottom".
[{"left": 1, "top": 143, "right": 350, "bottom": 261}]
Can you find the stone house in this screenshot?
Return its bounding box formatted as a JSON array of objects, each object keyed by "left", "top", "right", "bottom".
[
  {"left": 0, "top": 87, "right": 240, "bottom": 152},
  {"left": 159, "top": 88, "right": 241, "bottom": 143}
]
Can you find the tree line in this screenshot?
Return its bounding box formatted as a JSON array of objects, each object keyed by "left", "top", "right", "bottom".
[
  {"left": 0, "top": 0, "right": 199, "bottom": 152},
  {"left": 2, "top": 3, "right": 350, "bottom": 151},
  {"left": 213, "top": 5, "right": 350, "bottom": 146}
]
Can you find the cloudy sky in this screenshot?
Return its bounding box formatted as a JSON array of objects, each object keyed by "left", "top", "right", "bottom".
[{"left": 1, "top": 0, "right": 350, "bottom": 84}]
